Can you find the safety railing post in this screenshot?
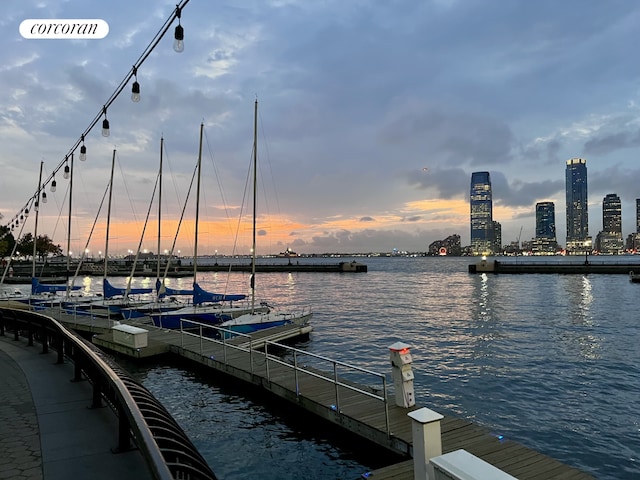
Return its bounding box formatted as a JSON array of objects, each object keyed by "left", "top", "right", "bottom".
[
  {"left": 115, "top": 401, "right": 132, "bottom": 453},
  {"left": 265, "top": 342, "right": 270, "bottom": 381},
  {"left": 41, "top": 325, "right": 49, "bottom": 353},
  {"left": 333, "top": 361, "right": 340, "bottom": 410},
  {"left": 27, "top": 321, "right": 34, "bottom": 346},
  {"left": 56, "top": 333, "right": 64, "bottom": 364},
  {"left": 294, "top": 351, "right": 300, "bottom": 397}
]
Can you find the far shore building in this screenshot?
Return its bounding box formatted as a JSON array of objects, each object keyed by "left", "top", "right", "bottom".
[
  {"left": 565, "top": 158, "right": 590, "bottom": 253},
  {"left": 629, "top": 199, "right": 640, "bottom": 252},
  {"left": 532, "top": 201, "right": 558, "bottom": 254},
  {"left": 596, "top": 193, "right": 623, "bottom": 254},
  {"left": 470, "top": 171, "right": 494, "bottom": 255}
]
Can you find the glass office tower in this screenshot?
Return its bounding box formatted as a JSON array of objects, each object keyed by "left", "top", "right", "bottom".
[
  {"left": 565, "top": 158, "right": 589, "bottom": 252},
  {"left": 534, "top": 201, "right": 557, "bottom": 253},
  {"left": 602, "top": 193, "right": 622, "bottom": 236},
  {"left": 536, "top": 202, "right": 556, "bottom": 239},
  {"left": 470, "top": 171, "right": 493, "bottom": 255}
]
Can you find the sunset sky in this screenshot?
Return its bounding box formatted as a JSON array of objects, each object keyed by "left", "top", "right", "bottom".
[{"left": 2, "top": 0, "right": 640, "bottom": 256}]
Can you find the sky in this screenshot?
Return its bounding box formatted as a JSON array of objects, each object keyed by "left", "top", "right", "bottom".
[{"left": 2, "top": 0, "right": 640, "bottom": 256}]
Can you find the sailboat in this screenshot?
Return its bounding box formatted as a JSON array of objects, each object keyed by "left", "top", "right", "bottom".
[
  {"left": 219, "top": 100, "right": 312, "bottom": 334},
  {"left": 150, "top": 123, "right": 267, "bottom": 329},
  {"left": 80, "top": 149, "right": 153, "bottom": 318},
  {"left": 119, "top": 136, "right": 192, "bottom": 320},
  {"left": 10, "top": 161, "right": 82, "bottom": 309}
]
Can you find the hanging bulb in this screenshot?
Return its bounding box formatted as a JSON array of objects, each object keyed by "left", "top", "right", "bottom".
[
  {"left": 20, "top": 214, "right": 23, "bottom": 222},
  {"left": 80, "top": 135, "right": 87, "bottom": 161},
  {"left": 34, "top": 201, "right": 39, "bottom": 212},
  {"left": 51, "top": 178, "right": 57, "bottom": 192},
  {"left": 131, "top": 80, "right": 141, "bottom": 102},
  {"left": 24, "top": 208, "right": 29, "bottom": 217},
  {"left": 42, "top": 192, "right": 47, "bottom": 203},
  {"left": 63, "top": 164, "right": 70, "bottom": 179},
  {"left": 102, "top": 106, "right": 110, "bottom": 137},
  {"left": 173, "top": 7, "right": 184, "bottom": 52},
  {"left": 173, "top": 24, "right": 184, "bottom": 52}
]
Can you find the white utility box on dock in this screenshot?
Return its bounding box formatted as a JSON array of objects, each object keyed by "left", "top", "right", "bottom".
[
  {"left": 389, "top": 341, "right": 415, "bottom": 408},
  {"left": 112, "top": 324, "right": 148, "bottom": 349}
]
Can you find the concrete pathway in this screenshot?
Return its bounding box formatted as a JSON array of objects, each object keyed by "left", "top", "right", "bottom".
[{"left": 0, "top": 336, "right": 152, "bottom": 480}]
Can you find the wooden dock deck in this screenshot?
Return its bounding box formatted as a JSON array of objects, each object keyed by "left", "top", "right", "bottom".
[{"left": 39, "top": 306, "right": 593, "bottom": 480}]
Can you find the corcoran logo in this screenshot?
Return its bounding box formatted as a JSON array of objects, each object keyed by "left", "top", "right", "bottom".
[{"left": 19, "top": 19, "right": 109, "bottom": 39}]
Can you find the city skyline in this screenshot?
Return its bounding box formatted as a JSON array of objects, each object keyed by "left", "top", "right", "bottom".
[{"left": 3, "top": 1, "right": 640, "bottom": 255}]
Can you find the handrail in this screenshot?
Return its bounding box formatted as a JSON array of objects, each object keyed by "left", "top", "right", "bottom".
[
  {"left": 0, "top": 307, "right": 217, "bottom": 480},
  {"left": 173, "top": 320, "right": 391, "bottom": 437}
]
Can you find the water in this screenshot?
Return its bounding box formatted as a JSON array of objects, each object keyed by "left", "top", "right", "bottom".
[{"left": 10, "top": 257, "right": 640, "bottom": 479}]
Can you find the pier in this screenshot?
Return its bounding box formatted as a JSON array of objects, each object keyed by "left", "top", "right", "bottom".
[
  {"left": 1, "top": 259, "right": 367, "bottom": 283},
  {"left": 0, "top": 304, "right": 595, "bottom": 479},
  {"left": 469, "top": 257, "right": 640, "bottom": 274}
]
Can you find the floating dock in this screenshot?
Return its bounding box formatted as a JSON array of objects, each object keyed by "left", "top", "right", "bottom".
[
  {"left": 469, "top": 258, "right": 639, "bottom": 274},
  {"left": 34, "top": 306, "right": 593, "bottom": 479}
]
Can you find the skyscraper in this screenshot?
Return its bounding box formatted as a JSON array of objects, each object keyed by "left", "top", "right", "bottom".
[
  {"left": 533, "top": 202, "right": 557, "bottom": 254},
  {"left": 636, "top": 198, "right": 640, "bottom": 233},
  {"left": 565, "top": 158, "right": 589, "bottom": 252},
  {"left": 598, "top": 193, "right": 623, "bottom": 254},
  {"left": 536, "top": 202, "right": 556, "bottom": 239},
  {"left": 470, "top": 171, "right": 493, "bottom": 255},
  {"left": 602, "top": 193, "right": 622, "bottom": 236}
]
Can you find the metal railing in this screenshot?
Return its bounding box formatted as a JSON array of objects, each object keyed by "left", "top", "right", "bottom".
[
  {"left": 0, "top": 307, "right": 217, "bottom": 480},
  {"left": 175, "top": 319, "right": 391, "bottom": 437}
]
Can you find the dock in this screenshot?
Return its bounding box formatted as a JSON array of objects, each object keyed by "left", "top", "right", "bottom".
[
  {"left": 32, "top": 306, "right": 594, "bottom": 479},
  {"left": 469, "top": 258, "right": 640, "bottom": 274},
  {"left": 3, "top": 260, "right": 367, "bottom": 281}
]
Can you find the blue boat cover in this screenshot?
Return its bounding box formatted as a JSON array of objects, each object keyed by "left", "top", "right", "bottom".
[
  {"left": 31, "top": 277, "right": 81, "bottom": 295},
  {"left": 192, "top": 282, "right": 246, "bottom": 305},
  {"left": 103, "top": 278, "right": 153, "bottom": 299},
  {"left": 155, "top": 279, "right": 193, "bottom": 298}
]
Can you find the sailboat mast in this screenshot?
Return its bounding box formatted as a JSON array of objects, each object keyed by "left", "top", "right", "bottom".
[
  {"left": 104, "top": 149, "right": 116, "bottom": 280},
  {"left": 251, "top": 99, "right": 258, "bottom": 311},
  {"left": 157, "top": 137, "right": 163, "bottom": 281},
  {"left": 32, "top": 161, "right": 44, "bottom": 278},
  {"left": 65, "top": 154, "right": 74, "bottom": 297},
  {"left": 193, "top": 123, "right": 204, "bottom": 284}
]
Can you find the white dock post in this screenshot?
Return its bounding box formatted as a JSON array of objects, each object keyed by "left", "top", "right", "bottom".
[{"left": 408, "top": 407, "right": 444, "bottom": 480}]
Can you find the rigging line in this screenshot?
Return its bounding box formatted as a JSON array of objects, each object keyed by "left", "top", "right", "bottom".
[
  {"left": 229, "top": 141, "right": 254, "bottom": 261},
  {"left": 125, "top": 166, "right": 161, "bottom": 295},
  {"left": 160, "top": 161, "right": 198, "bottom": 283},
  {"left": 115, "top": 151, "right": 143, "bottom": 239},
  {"left": 70, "top": 183, "right": 110, "bottom": 290},
  {"left": 203, "top": 126, "right": 235, "bottom": 238},
  {"left": 202, "top": 127, "right": 238, "bottom": 296},
  {"left": 12, "top": 0, "right": 192, "bottom": 227},
  {"left": 258, "top": 105, "right": 284, "bottom": 230}
]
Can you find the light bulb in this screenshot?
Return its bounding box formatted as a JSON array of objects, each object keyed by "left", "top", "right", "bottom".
[
  {"left": 50, "top": 179, "right": 57, "bottom": 192},
  {"left": 173, "top": 24, "right": 184, "bottom": 52},
  {"left": 42, "top": 192, "right": 47, "bottom": 203},
  {"left": 63, "top": 165, "right": 70, "bottom": 179},
  {"left": 102, "top": 118, "right": 110, "bottom": 137},
  {"left": 80, "top": 144, "right": 87, "bottom": 161},
  {"left": 131, "top": 81, "right": 141, "bottom": 102}
]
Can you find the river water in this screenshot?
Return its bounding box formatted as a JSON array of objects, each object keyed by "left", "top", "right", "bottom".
[{"left": 23, "top": 256, "right": 640, "bottom": 479}]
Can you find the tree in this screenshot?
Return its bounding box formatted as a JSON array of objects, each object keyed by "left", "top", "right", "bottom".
[
  {"left": 0, "top": 225, "right": 16, "bottom": 258},
  {"left": 16, "top": 233, "right": 62, "bottom": 261}
]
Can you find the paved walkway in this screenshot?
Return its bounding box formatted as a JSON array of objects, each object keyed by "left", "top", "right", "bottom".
[{"left": 0, "top": 336, "right": 152, "bottom": 480}]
